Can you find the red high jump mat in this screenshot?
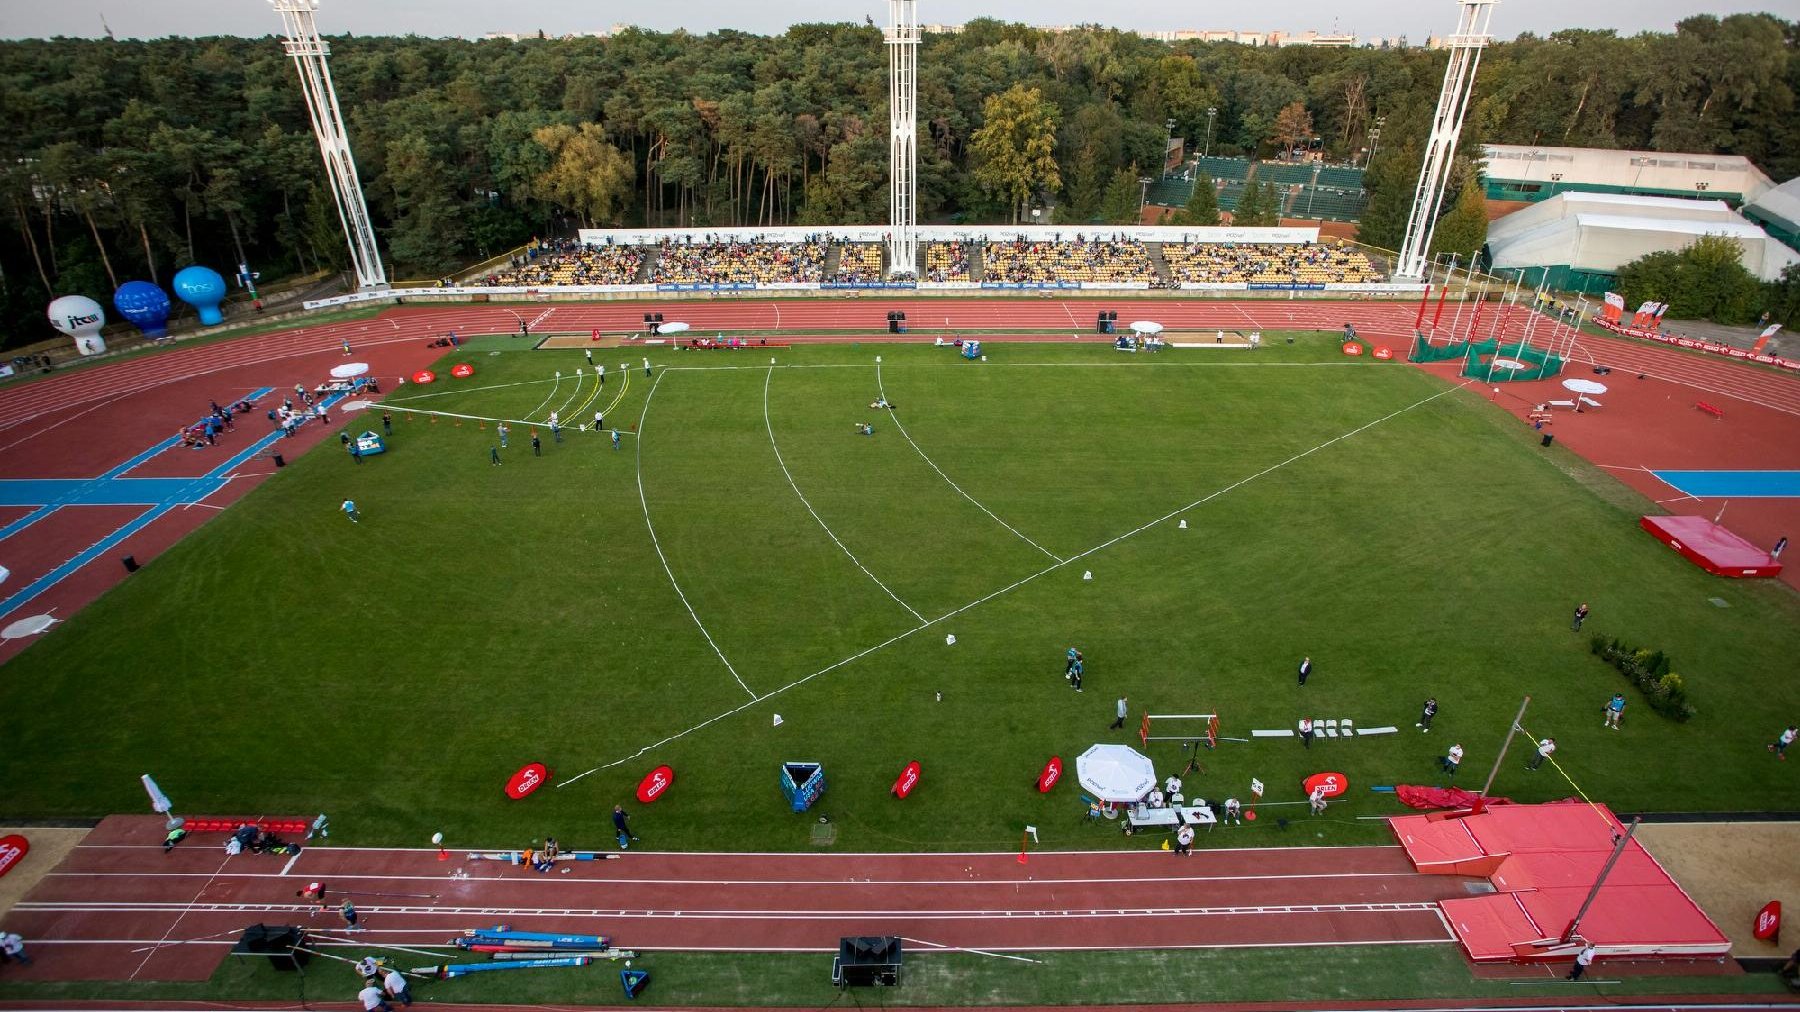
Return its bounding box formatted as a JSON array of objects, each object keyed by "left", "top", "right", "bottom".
[
  {"left": 1392, "top": 803, "right": 1729, "bottom": 963},
  {"left": 1640, "top": 515, "right": 1782, "bottom": 578}
]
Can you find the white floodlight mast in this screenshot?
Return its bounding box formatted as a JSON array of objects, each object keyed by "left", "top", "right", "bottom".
[
  {"left": 886, "top": 0, "right": 920, "bottom": 277},
  {"left": 272, "top": 0, "right": 388, "bottom": 289},
  {"left": 1394, "top": 0, "right": 1496, "bottom": 280}
]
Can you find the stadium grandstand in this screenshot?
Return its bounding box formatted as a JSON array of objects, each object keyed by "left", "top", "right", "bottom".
[
  {"left": 925, "top": 241, "right": 971, "bottom": 282},
  {"left": 982, "top": 237, "right": 1155, "bottom": 284},
  {"left": 652, "top": 237, "right": 828, "bottom": 284},
  {"left": 1146, "top": 156, "right": 1368, "bottom": 222},
  {"left": 1162, "top": 240, "right": 1379, "bottom": 285},
  {"left": 1483, "top": 191, "right": 1800, "bottom": 294},
  {"left": 832, "top": 243, "right": 886, "bottom": 283},
  {"left": 1480, "top": 144, "right": 1776, "bottom": 207},
  {"left": 484, "top": 239, "right": 645, "bottom": 286}
]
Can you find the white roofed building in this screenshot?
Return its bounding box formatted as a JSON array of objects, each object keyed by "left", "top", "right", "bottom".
[
  {"left": 1482, "top": 145, "right": 1775, "bottom": 207},
  {"left": 1744, "top": 177, "right": 1800, "bottom": 255},
  {"left": 1483, "top": 192, "right": 1800, "bottom": 294}
]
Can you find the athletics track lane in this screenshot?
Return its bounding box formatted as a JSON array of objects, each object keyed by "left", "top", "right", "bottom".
[{"left": 7, "top": 817, "right": 1460, "bottom": 981}]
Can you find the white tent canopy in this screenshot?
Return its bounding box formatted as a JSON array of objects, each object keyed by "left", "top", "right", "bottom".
[
  {"left": 330, "top": 362, "right": 370, "bottom": 379},
  {"left": 1486, "top": 192, "right": 1800, "bottom": 282},
  {"left": 1130, "top": 321, "right": 1164, "bottom": 335},
  {"left": 1075, "top": 743, "right": 1157, "bottom": 803}
]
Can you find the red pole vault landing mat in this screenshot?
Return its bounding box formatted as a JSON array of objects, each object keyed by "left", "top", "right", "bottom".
[
  {"left": 1391, "top": 803, "right": 1729, "bottom": 963},
  {"left": 1639, "top": 515, "right": 1783, "bottom": 578}
]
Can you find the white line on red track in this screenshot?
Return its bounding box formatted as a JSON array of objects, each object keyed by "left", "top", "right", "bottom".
[
  {"left": 48, "top": 870, "right": 1422, "bottom": 887},
  {"left": 16, "top": 900, "right": 1446, "bottom": 920}
]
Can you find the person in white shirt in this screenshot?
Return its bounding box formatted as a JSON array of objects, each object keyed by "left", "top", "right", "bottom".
[
  {"left": 1771, "top": 725, "right": 1797, "bottom": 760},
  {"left": 1164, "top": 775, "right": 1183, "bottom": 796},
  {"left": 1309, "top": 785, "right": 1328, "bottom": 815},
  {"left": 1223, "top": 798, "right": 1242, "bottom": 825},
  {"left": 1299, "top": 717, "right": 1315, "bottom": 749},
  {"left": 383, "top": 967, "right": 413, "bottom": 1007},
  {"left": 1442, "top": 743, "right": 1465, "bottom": 778},
  {"left": 1568, "top": 943, "right": 1597, "bottom": 981},
  {"left": 1526, "top": 737, "right": 1557, "bottom": 770},
  {"left": 354, "top": 956, "right": 379, "bottom": 979},
  {"left": 1147, "top": 788, "right": 1166, "bottom": 809},
  {"left": 1174, "top": 823, "right": 1195, "bottom": 856},
  {"left": 0, "top": 931, "right": 30, "bottom": 965},
  {"left": 596, "top": 363, "right": 606, "bottom": 386},
  {"left": 358, "top": 983, "right": 392, "bottom": 1012}
]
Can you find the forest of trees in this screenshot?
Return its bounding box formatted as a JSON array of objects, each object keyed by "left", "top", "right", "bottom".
[{"left": 0, "top": 12, "right": 1795, "bottom": 344}]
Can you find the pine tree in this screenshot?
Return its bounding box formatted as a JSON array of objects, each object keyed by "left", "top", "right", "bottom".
[
  {"left": 1099, "top": 166, "right": 1143, "bottom": 225},
  {"left": 1172, "top": 172, "right": 1220, "bottom": 226},
  {"left": 1428, "top": 179, "right": 1488, "bottom": 261},
  {"left": 1231, "top": 178, "right": 1264, "bottom": 225}
]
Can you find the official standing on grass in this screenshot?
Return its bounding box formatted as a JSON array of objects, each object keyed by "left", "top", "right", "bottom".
[
  {"left": 611, "top": 429, "right": 621, "bottom": 450},
  {"left": 1065, "top": 646, "right": 1079, "bottom": 677},
  {"left": 490, "top": 446, "right": 502, "bottom": 466},
  {"left": 1223, "top": 798, "right": 1241, "bottom": 825},
  {"left": 594, "top": 410, "right": 605, "bottom": 432},
  {"left": 1442, "top": 743, "right": 1464, "bottom": 778},
  {"left": 341, "top": 500, "right": 360, "bottom": 524},
  {"left": 613, "top": 805, "right": 638, "bottom": 846},
  {"left": 1069, "top": 656, "right": 1084, "bottom": 692},
  {"left": 596, "top": 363, "right": 606, "bottom": 386},
  {"left": 1771, "top": 725, "right": 1797, "bottom": 760},
  {"left": 497, "top": 421, "right": 509, "bottom": 448},
  {"left": 1605, "top": 693, "right": 1626, "bottom": 729},
  {"left": 1571, "top": 603, "right": 1590, "bottom": 631},
  {"left": 1297, "top": 656, "right": 1312, "bottom": 686},
  {"left": 1526, "top": 736, "right": 1556, "bottom": 770},
  {"left": 531, "top": 431, "right": 542, "bottom": 457},
  {"left": 1298, "top": 717, "right": 1315, "bottom": 749},
  {"left": 1173, "top": 823, "right": 1194, "bottom": 856},
  {"left": 1111, "top": 695, "right": 1128, "bottom": 730},
  {"left": 382, "top": 410, "right": 393, "bottom": 435},
  {"left": 382, "top": 966, "right": 413, "bottom": 1007},
  {"left": 643, "top": 357, "right": 652, "bottom": 377},
  {"left": 1417, "top": 697, "right": 1437, "bottom": 731}
]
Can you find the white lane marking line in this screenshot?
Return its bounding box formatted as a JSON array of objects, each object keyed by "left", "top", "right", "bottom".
[
  {"left": 763, "top": 365, "right": 924, "bottom": 622},
  {"left": 876, "top": 361, "right": 1061, "bottom": 562},
  {"left": 125, "top": 853, "right": 230, "bottom": 980},
  {"left": 48, "top": 869, "right": 1423, "bottom": 887},
  {"left": 634, "top": 370, "right": 754, "bottom": 699},
  {"left": 560, "top": 379, "right": 1466, "bottom": 783},
  {"left": 279, "top": 852, "right": 302, "bottom": 876}
]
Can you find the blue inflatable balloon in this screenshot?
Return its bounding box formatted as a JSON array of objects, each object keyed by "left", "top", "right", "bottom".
[
  {"left": 172, "top": 266, "right": 228, "bottom": 326},
  {"left": 114, "top": 281, "right": 173, "bottom": 338}
]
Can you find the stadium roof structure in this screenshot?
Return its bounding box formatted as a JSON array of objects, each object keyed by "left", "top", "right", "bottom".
[
  {"left": 1744, "top": 175, "right": 1800, "bottom": 252},
  {"left": 1482, "top": 144, "right": 1776, "bottom": 206},
  {"left": 1486, "top": 191, "right": 1800, "bottom": 283}
]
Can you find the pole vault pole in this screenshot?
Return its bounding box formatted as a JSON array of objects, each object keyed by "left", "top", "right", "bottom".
[
  {"left": 1560, "top": 816, "right": 1640, "bottom": 943},
  {"left": 1480, "top": 695, "right": 1530, "bottom": 800}
]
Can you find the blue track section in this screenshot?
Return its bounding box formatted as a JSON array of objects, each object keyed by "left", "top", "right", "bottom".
[
  {"left": 0, "top": 386, "right": 342, "bottom": 623},
  {"left": 1652, "top": 470, "right": 1800, "bottom": 499}
]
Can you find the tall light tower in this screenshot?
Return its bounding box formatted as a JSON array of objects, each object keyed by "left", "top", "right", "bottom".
[
  {"left": 886, "top": 0, "right": 920, "bottom": 277},
  {"left": 1393, "top": 0, "right": 1496, "bottom": 280},
  {"left": 272, "top": 0, "right": 387, "bottom": 290}
]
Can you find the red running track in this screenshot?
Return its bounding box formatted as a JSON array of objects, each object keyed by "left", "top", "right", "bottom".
[
  {"left": 1, "top": 298, "right": 1795, "bottom": 659},
  {"left": 6, "top": 817, "right": 1462, "bottom": 981}
]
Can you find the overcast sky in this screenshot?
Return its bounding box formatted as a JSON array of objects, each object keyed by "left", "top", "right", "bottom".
[{"left": 0, "top": 0, "right": 1783, "bottom": 41}]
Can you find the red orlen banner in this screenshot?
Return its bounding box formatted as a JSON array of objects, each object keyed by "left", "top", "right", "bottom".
[
  {"left": 1341, "top": 342, "right": 1365, "bottom": 357},
  {"left": 892, "top": 760, "right": 921, "bottom": 799},
  {"left": 1753, "top": 900, "right": 1781, "bottom": 941},
  {"left": 412, "top": 370, "right": 437, "bottom": 384},
  {"left": 505, "top": 762, "right": 549, "bottom": 799},
  {"left": 451, "top": 363, "right": 475, "bottom": 378},
  {"left": 1303, "top": 771, "right": 1349, "bottom": 798},
  {"left": 1372, "top": 346, "right": 1394, "bottom": 361},
  {"left": 636, "top": 765, "right": 674, "bottom": 804},
  {"left": 0, "top": 834, "right": 28, "bottom": 878},
  {"left": 1037, "top": 756, "right": 1063, "bottom": 793}
]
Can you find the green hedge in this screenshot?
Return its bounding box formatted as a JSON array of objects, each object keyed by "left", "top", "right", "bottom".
[{"left": 1589, "top": 634, "right": 1696, "bottom": 721}]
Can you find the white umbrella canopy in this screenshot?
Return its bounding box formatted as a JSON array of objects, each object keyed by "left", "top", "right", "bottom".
[
  {"left": 657, "top": 322, "right": 691, "bottom": 335},
  {"left": 1130, "top": 321, "right": 1164, "bottom": 335},
  {"left": 330, "top": 362, "right": 370, "bottom": 379},
  {"left": 1562, "top": 378, "right": 1608, "bottom": 395},
  {"left": 1490, "top": 358, "right": 1526, "bottom": 371},
  {"left": 1075, "top": 743, "right": 1158, "bottom": 803}
]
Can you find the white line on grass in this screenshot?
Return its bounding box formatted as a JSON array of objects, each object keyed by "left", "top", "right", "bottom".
[
  {"left": 876, "top": 361, "right": 1061, "bottom": 562},
  {"left": 523, "top": 372, "right": 564, "bottom": 420},
  {"left": 547, "top": 369, "right": 587, "bottom": 422},
  {"left": 636, "top": 370, "right": 755, "bottom": 699},
  {"left": 763, "top": 366, "right": 924, "bottom": 622},
  {"left": 380, "top": 403, "right": 636, "bottom": 433},
  {"left": 387, "top": 376, "right": 559, "bottom": 403},
  {"left": 558, "top": 379, "right": 1469, "bottom": 786}
]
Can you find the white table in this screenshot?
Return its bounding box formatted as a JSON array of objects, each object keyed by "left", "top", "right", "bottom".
[{"left": 1126, "top": 804, "right": 1217, "bottom": 833}]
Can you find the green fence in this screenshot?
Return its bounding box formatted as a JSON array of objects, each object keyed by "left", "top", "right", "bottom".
[{"left": 1410, "top": 335, "right": 1565, "bottom": 382}]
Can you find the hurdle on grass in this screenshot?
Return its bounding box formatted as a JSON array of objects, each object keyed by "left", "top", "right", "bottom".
[{"left": 1140, "top": 711, "right": 1220, "bottom": 749}]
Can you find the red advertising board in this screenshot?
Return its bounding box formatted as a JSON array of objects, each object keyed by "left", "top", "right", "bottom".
[
  {"left": 1037, "top": 756, "right": 1063, "bottom": 793},
  {"left": 0, "top": 834, "right": 28, "bottom": 878},
  {"left": 892, "top": 760, "right": 921, "bottom": 799},
  {"left": 636, "top": 765, "right": 674, "bottom": 803},
  {"left": 504, "top": 762, "right": 549, "bottom": 799},
  {"left": 1303, "top": 771, "right": 1348, "bottom": 798},
  {"left": 1754, "top": 900, "right": 1781, "bottom": 941}
]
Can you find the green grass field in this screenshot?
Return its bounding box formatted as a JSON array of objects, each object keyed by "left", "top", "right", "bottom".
[{"left": 1, "top": 334, "right": 1795, "bottom": 851}]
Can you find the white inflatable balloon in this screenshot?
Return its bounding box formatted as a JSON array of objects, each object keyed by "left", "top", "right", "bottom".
[{"left": 47, "top": 294, "right": 107, "bottom": 356}]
